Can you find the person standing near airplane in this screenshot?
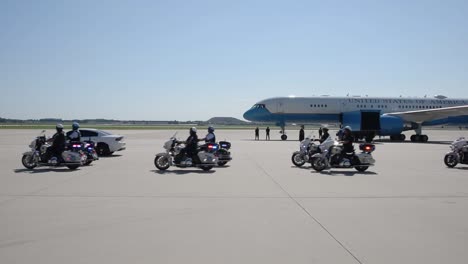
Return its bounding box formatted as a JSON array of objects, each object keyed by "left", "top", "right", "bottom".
[
  {"left": 318, "top": 127, "right": 323, "bottom": 138},
  {"left": 255, "top": 127, "right": 259, "bottom": 140},
  {"left": 266, "top": 127, "right": 270, "bottom": 140},
  {"left": 299, "top": 125, "right": 305, "bottom": 141}
]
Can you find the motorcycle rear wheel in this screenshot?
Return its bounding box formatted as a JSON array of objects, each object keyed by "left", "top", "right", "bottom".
[
  {"left": 217, "top": 161, "right": 228, "bottom": 166},
  {"left": 353, "top": 156, "right": 369, "bottom": 172},
  {"left": 200, "top": 166, "right": 213, "bottom": 171},
  {"left": 444, "top": 154, "right": 458, "bottom": 168},
  {"left": 66, "top": 165, "right": 80, "bottom": 170},
  {"left": 355, "top": 166, "right": 369, "bottom": 172},
  {"left": 312, "top": 157, "right": 327, "bottom": 172},
  {"left": 155, "top": 156, "right": 170, "bottom": 171}
]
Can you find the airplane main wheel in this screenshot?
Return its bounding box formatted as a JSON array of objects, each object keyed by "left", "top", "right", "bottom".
[
  {"left": 281, "top": 134, "right": 287, "bottom": 140},
  {"left": 410, "top": 134, "right": 428, "bottom": 142},
  {"left": 399, "top": 134, "right": 406, "bottom": 141}
]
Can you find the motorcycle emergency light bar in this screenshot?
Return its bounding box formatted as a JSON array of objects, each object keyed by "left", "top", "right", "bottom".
[{"left": 207, "top": 144, "right": 219, "bottom": 150}]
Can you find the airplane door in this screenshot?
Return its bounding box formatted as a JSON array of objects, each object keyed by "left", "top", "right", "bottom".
[{"left": 277, "top": 100, "right": 284, "bottom": 114}]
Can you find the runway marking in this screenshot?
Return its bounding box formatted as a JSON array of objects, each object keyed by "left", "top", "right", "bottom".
[{"left": 247, "top": 154, "right": 363, "bottom": 264}]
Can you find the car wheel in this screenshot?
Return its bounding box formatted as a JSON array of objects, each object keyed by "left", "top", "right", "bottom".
[{"left": 96, "top": 143, "right": 110, "bottom": 156}]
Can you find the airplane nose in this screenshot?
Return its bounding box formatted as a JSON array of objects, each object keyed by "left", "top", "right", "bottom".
[
  {"left": 243, "top": 109, "right": 253, "bottom": 121},
  {"left": 243, "top": 107, "right": 270, "bottom": 121}
]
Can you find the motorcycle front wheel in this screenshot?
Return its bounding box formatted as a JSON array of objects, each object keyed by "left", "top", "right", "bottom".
[
  {"left": 154, "top": 156, "right": 170, "bottom": 171},
  {"left": 291, "top": 152, "right": 306, "bottom": 167},
  {"left": 22, "top": 154, "right": 37, "bottom": 169},
  {"left": 444, "top": 154, "right": 458, "bottom": 168}
]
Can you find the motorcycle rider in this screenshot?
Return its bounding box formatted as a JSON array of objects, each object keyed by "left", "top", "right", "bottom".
[
  {"left": 203, "top": 126, "right": 216, "bottom": 143},
  {"left": 44, "top": 124, "right": 66, "bottom": 163},
  {"left": 183, "top": 127, "right": 201, "bottom": 163},
  {"left": 67, "top": 122, "right": 81, "bottom": 143},
  {"left": 340, "top": 126, "right": 355, "bottom": 154},
  {"left": 319, "top": 127, "right": 330, "bottom": 143}
]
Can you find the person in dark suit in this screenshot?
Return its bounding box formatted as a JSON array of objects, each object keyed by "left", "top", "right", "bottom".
[
  {"left": 266, "top": 127, "right": 270, "bottom": 140},
  {"left": 299, "top": 125, "right": 305, "bottom": 141},
  {"left": 255, "top": 127, "right": 259, "bottom": 140}
]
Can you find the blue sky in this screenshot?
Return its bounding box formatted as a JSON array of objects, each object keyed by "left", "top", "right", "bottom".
[{"left": 1, "top": 0, "right": 467, "bottom": 120}]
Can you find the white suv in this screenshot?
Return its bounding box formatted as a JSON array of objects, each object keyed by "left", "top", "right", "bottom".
[{"left": 79, "top": 129, "right": 126, "bottom": 156}]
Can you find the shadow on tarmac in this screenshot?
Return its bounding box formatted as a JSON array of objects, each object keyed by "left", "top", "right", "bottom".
[
  {"left": 98, "top": 154, "right": 123, "bottom": 159},
  {"left": 373, "top": 139, "right": 451, "bottom": 145},
  {"left": 449, "top": 166, "right": 468, "bottom": 170},
  {"left": 151, "top": 169, "right": 216, "bottom": 175},
  {"left": 13, "top": 168, "right": 80, "bottom": 174},
  {"left": 314, "top": 170, "right": 378, "bottom": 176},
  {"left": 291, "top": 166, "right": 378, "bottom": 176}
]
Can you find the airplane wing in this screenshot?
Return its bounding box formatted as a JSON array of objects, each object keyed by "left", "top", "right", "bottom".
[{"left": 384, "top": 105, "right": 468, "bottom": 123}]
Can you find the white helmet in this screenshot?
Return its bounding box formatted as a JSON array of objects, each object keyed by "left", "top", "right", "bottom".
[
  {"left": 190, "top": 127, "right": 197, "bottom": 133},
  {"left": 343, "top": 126, "right": 352, "bottom": 132}
]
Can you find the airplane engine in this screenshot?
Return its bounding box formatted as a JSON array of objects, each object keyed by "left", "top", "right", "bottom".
[{"left": 379, "top": 115, "right": 404, "bottom": 136}]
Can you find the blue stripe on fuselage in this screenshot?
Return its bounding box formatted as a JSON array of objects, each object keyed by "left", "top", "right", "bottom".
[{"left": 243, "top": 108, "right": 340, "bottom": 123}]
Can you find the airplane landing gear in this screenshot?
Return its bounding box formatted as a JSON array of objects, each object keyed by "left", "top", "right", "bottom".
[
  {"left": 278, "top": 122, "right": 287, "bottom": 140},
  {"left": 390, "top": 134, "right": 406, "bottom": 141},
  {"left": 410, "top": 134, "right": 428, "bottom": 142}
]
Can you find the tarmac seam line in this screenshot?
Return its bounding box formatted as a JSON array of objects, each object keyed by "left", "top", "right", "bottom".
[
  {"left": 0, "top": 169, "right": 94, "bottom": 207},
  {"left": 250, "top": 156, "right": 363, "bottom": 264}
]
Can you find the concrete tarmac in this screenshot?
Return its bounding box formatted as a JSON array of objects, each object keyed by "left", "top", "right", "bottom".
[{"left": 1, "top": 129, "right": 468, "bottom": 264}]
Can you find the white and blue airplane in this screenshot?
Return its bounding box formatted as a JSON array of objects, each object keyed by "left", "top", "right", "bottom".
[{"left": 243, "top": 95, "right": 468, "bottom": 142}]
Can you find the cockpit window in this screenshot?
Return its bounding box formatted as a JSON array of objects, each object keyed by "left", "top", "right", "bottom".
[{"left": 252, "top": 104, "right": 266, "bottom": 109}]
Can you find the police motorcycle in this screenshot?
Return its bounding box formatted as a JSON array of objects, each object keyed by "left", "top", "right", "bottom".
[
  {"left": 65, "top": 123, "right": 99, "bottom": 165},
  {"left": 154, "top": 133, "right": 218, "bottom": 171},
  {"left": 21, "top": 130, "right": 86, "bottom": 170},
  {"left": 310, "top": 137, "right": 376, "bottom": 172},
  {"left": 67, "top": 141, "right": 99, "bottom": 165},
  {"left": 291, "top": 136, "right": 321, "bottom": 167},
  {"left": 444, "top": 137, "right": 468, "bottom": 168},
  {"left": 216, "top": 141, "right": 232, "bottom": 166}
]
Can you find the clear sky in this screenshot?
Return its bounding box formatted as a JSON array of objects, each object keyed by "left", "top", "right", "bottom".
[{"left": 1, "top": 0, "right": 467, "bottom": 120}]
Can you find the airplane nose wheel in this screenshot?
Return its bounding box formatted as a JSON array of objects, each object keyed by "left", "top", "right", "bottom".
[
  {"left": 410, "top": 134, "right": 428, "bottom": 142},
  {"left": 281, "top": 134, "right": 287, "bottom": 140}
]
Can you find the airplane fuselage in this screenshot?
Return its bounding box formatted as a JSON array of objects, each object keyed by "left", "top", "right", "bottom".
[{"left": 243, "top": 96, "right": 468, "bottom": 141}]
